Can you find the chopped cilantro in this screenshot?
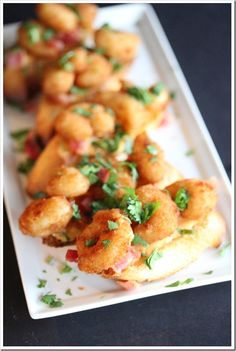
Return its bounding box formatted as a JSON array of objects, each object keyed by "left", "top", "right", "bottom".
[
  {"left": 107, "top": 220, "right": 119, "bottom": 230},
  {"left": 127, "top": 87, "right": 153, "bottom": 105},
  {"left": 124, "top": 137, "right": 133, "bottom": 154},
  {"left": 182, "top": 278, "right": 194, "bottom": 284},
  {"left": 145, "top": 145, "right": 158, "bottom": 155},
  {"left": 102, "top": 170, "right": 118, "bottom": 196},
  {"left": 145, "top": 249, "right": 162, "bottom": 269},
  {"left": 37, "top": 279, "right": 47, "bottom": 288},
  {"left": 22, "top": 22, "right": 41, "bottom": 44},
  {"left": 151, "top": 82, "right": 165, "bottom": 95},
  {"left": 165, "top": 278, "right": 193, "bottom": 287},
  {"left": 73, "top": 107, "right": 91, "bottom": 117},
  {"left": 72, "top": 203, "right": 81, "bottom": 220},
  {"left": 177, "top": 228, "right": 194, "bottom": 235},
  {"left": 102, "top": 239, "right": 111, "bottom": 248},
  {"left": 132, "top": 234, "right": 149, "bottom": 247},
  {"left": 18, "top": 158, "right": 35, "bottom": 174},
  {"left": 185, "top": 149, "right": 195, "bottom": 157},
  {"left": 105, "top": 107, "right": 115, "bottom": 116},
  {"left": 85, "top": 238, "right": 97, "bottom": 247},
  {"left": 58, "top": 51, "right": 75, "bottom": 71},
  {"left": 170, "top": 91, "right": 176, "bottom": 99},
  {"left": 65, "top": 288, "right": 72, "bottom": 296},
  {"left": 41, "top": 293, "right": 63, "bottom": 308},
  {"left": 42, "top": 28, "right": 55, "bottom": 41},
  {"left": 32, "top": 192, "right": 47, "bottom": 199},
  {"left": 92, "top": 126, "right": 126, "bottom": 153},
  {"left": 70, "top": 86, "right": 87, "bottom": 95},
  {"left": 60, "top": 263, "right": 72, "bottom": 274},
  {"left": 10, "top": 128, "right": 29, "bottom": 151},
  {"left": 109, "top": 58, "right": 123, "bottom": 72},
  {"left": 174, "top": 188, "right": 190, "bottom": 211},
  {"left": 101, "top": 23, "right": 112, "bottom": 30},
  {"left": 71, "top": 276, "right": 78, "bottom": 281},
  {"left": 120, "top": 161, "right": 138, "bottom": 182},
  {"left": 45, "top": 255, "right": 54, "bottom": 265},
  {"left": 150, "top": 156, "right": 157, "bottom": 162},
  {"left": 203, "top": 270, "right": 213, "bottom": 275},
  {"left": 42, "top": 270, "right": 47, "bottom": 273},
  {"left": 141, "top": 202, "right": 160, "bottom": 223},
  {"left": 94, "top": 47, "right": 106, "bottom": 55}
]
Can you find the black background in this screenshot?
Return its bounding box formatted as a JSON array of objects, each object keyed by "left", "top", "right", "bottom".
[{"left": 4, "top": 3, "right": 231, "bottom": 347}]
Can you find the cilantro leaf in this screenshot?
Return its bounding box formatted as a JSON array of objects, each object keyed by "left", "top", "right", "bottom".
[
  {"left": 92, "top": 126, "right": 126, "bottom": 153},
  {"left": 73, "top": 107, "right": 91, "bottom": 117},
  {"left": 65, "top": 4, "right": 80, "bottom": 18},
  {"left": 132, "top": 234, "right": 149, "bottom": 247},
  {"left": 41, "top": 293, "right": 63, "bottom": 308},
  {"left": 70, "top": 86, "right": 87, "bottom": 95},
  {"left": 101, "top": 23, "right": 112, "bottom": 30},
  {"left": 37, "top": 279, "right": 47, "bottom": 288},
  {"left": 109, "top": 58, "right": 123, "bottom": 72},
  {"left": 72, "top": 203, "right": 81, "bottom": 220},
  {"left": 120, "top": 161, "right": 138, "bottom": 182},
  {"left": 145, "top": 249, "right": 162, "bottom": 269},
  {"left": 140, "top": 202, "right": 160, "bottom": 224},
  {"left": 177, "top": 228, "right": 194, "bottom": 235},
  {"left": 18, "top": 158, "right": 35, "bottom": 174},
  {"left": 151, "top": 82, "right": 165, "bottom": 95},
  {"left": 107, "top": 220, "right": 119, "bottom": 230},
  {"left": 10, "top": 128, "right": 29, "bottom": 151},
  {"left": 185, "top": 149, "right": 195, "bottom": 157},
  {"left": 94, "top": 47, "right": 106, "bottom": 55},
  {"left": 60, "top": 263, "right": 72, "bottom": 274},
  {"left": 65, "top": 288, "right": 72, "bottom": 296},
  {"left": 203, "top": 270, "right": 213, "bottom": 275},
  {"left": 127, "top": 87, "right": 153, "bottom": 105},
  {"left": 22, "top": 22, "right": 41, "bottom": 44},
  {"left": 145, "top": 145, "right": 158, "bottom": 155},
  {"left": 43, "top": 28, "right": 55, "bottom": 41},
  {"left": 102, "top": 239, "right": 111, "bottom": 248},
  {"left": 32, "top": 192, "right": 47, "bottom": 199},
  {"left": 174, "top": 188, "right": 190, "bottom": 211},
  {"left": 85, "top": 238, "right": 97, "bottom": 247},
  {"left": 165, "top": 281, "right": 180, "bottom": 288}
]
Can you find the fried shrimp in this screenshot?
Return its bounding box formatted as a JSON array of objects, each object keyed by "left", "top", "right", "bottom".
[
  {"left": 95, "top": 28, "right": 140, "bottom": 63},
  {"left": 134, "top": 184, "right": 179, "bottom": 243},
  {"left": 54, "top": 102, "right": 114, "bottom": 141},
  {"left": 46, "top": 166, "right": 90, "bottom": 197},
  {"left": 75, "top": 4, "right": 97, "bottom": 31},
  {"left": 130, "top": 133, "right": 166, "bottom": 184},
  {"left": 75, "top": 53, "right": 112, "bottom": 88},
  {"left": 77, "top": 209, "right": 134, "bottom": 274},
  {"left": 166, "top": 179, "right": 217, "bottom": 220},
  {"left": 42, "top": 68, "right": 75, "bottom": 96},
  {"left": 36, "top": 4, "right": 79, "bottom": 32},
  {"left": 19, "top": 196, "right": 73, "bottom": 237},
  {"left": 70, "top": 48, "right": 88, "bottom": 73}
]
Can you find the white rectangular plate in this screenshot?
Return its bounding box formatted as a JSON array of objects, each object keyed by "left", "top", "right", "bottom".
[{"left": 4, "top": 4, "right": 232, "bottom": 319}]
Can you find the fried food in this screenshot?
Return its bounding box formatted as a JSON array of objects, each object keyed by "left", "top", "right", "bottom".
[
  {"left": 166, "top": 179, "right": 217, "bottom": 220},
  {"left": 19, "top": 196, "right": 73, "bottom": 237},
  {"left": 46, "top": 166, "right": 90, "bottom": 197},
  {"left": 134, "top": 184, "right": 179, "bottom": 243},
  {"left": 42, "top": 68, "right": 75, "bottom": 96},
  {"left": 77, "top": 209, "right": 134, "bottom": 274}
]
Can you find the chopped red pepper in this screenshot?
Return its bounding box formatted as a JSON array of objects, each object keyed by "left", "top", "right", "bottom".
[
  {"left": 24, "top": 131, "right": 41, "bottom": 160},
  {"left": 98, "top": 168, "right": 110, "bottom": 183},
  {"left": 66, "top": 249, "right": 78, "bottom": 262}
]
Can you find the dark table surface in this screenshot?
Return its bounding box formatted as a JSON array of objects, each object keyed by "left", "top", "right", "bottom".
[{"left": 4, "top": 3, "right": 231, "bottom": 347}]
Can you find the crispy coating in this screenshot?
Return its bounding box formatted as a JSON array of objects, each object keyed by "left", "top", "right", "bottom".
[
  {"left": 95, "top": 29, "right": 140, "bottom": 63},
  {"left": 76, "top": 4, "right": 97, "bottom": 31},
  {"left": 130, "top": 133, "right": 166, "bottom": 184},
  {"left": 18, "top": 21, "right": 61, "bottom": 59},
  {"left": 19, "top": 196, "right": 73, "bottom": 237},
  {"left": 26, "top": 135, "right": 68, "bottom": 195},
  {"left": 36, "top": 4, "right": 79, "bottom": 32},
  {"left": 166, "top": 179, "right": 217, "bottom": 220},
  {"left": 134, "top": 184, "right": 179, "bottom": 243},
  {"left": 46, "top": 166, "right": 90, "bottom": 197},
  {"left": 76, "top": 53, "right": 112, "bottom": 88},
  {"left": 4, "top": 68, "right": 28, "bottom": 102},
  {"left": 42, "top": 68, "right": 75, "bottom": 96},
  {"left": 54, "top": 102, "right": 114, "bottom": 141},
  {"left": 36, "top": 96, "right": 63, "bottom": 142},
  {"left": 115, "top": 163, "right": 137, "bottom": 198},
  {"left": 70, "top": 48, "right": 88, "bottom": 73},
  {"left": 77, "top": 209, "right": 134, "bottom": 274}
]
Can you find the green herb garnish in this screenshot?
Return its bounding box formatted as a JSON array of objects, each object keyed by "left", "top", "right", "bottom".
[
  {"left": 42, "top": 28, "right": 55, "bottom": 41},
  {"left": 109, "top": 58, "right": 123, "bottom": 72},
  {"left": 70, "top": 86, "right": 87, "bottom": 95},
  {"left": 92, "top": 126, "right": 126, "bottom": 153},
  {"left": 73, "top": 107, "right": 91, "bottom": 117},
  {"left": 10, "top": 128, "right": 29, "bottom": 151},
  {"left": 170, "top": 91, "right": 176, "bottom": 99},
  {"left": 85, "top": 238, "right": 97, "bottom": 247},
  {"left": 45, "top": 255, "right": 54, "bottom": 265},
  {"left": 18, "top": 158, "right": 35, "bottom": 174},
  {"left": 145, "top": 249, "right": 163, "bottom": 269},
  {"left": 165, "top": 278, "right": 193, "bottom": 287},
  {"left": 177, "top": 228, "right": 194, "bottom": 235},
  {"left": 60, "top": 263, "right": 72, "bottom": 274},
  {"left": 151, "top": 82, "right": 165, "bottom": 95},
  {"left": 65, "top": 4, "right": 80, "bottom": 18},
  {"left": 71, "top": 276, "right": 78, "bottom": 281},
  {"left": 94, "top": 47, "right": 106, "bottom": 55},
  {"left": 37, "top": 279, "right": 47, "bottom": 288},
  {"left": 65, "top": 288, "right": 72, "bottom": 296},
  {"left": 120, "top": 162, "right": 138, "bottom": 182},
  {"left": 41, "top": 293, "right": 63, "bottom": 308},
  {"left": 72, "top": 203, "right": 81, "bottom": 220},
  {"left": 203, "top": 270, "right": 213, "bottom": 275},
  {"left": 107, "top": 220, "right": 119, "bottom": 230},
  {"left": 124, "top": 137, "right": 133, "bottom": 154},
  {"left": 132, "top": 234, "right": 149, "bottom": 247},
  {"left": 102, "top": 239, "right": 111, "bottom": 248},
  {"left": 102, "top": 170, "right": 118, "bottom": 197},
  {"left": 185, "top": 149, "right": 195, "bottom": 157},
  {"left": 58, "top": 51, "right": 75, "bottom": 71},
  {"left": 127, "top": 87, "right": 153, "bottom": 105},
  {"left": 141, "top": 202, "right": 160, "bottom": 223},
  {"left": 23, "top": 22, "right": 41, "bottom": 44},
  {"left": 32, "top": 192, "right": 47, "bottom": 199},
  {"left": 42, "top": 270, "right": 47, "bottom": 273},
  {"left": 145, "top": 145, "right": 158, "bottom": 155},
  {"left": 101, "top": 23, "right": 112, "bottom": 30},
  {"left": 174, "top": 188, "right": 190, "bottom": 211}
]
